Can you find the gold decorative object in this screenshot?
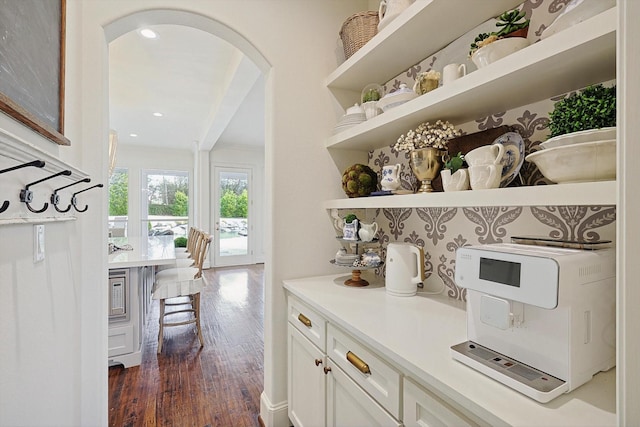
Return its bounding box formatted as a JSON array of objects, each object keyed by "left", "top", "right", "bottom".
[
  {"left": 413, "top": 70, "right": 441, "bottom": 95},
  {"left": 410, "top": 147, "right": 445, "bottom": 193}
]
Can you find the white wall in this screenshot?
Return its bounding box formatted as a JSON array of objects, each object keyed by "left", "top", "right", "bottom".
[
  {"left": 618, "top": 1, "right": 640, "bottom": 423},
  {"left": 0, "top": 1, "right": 106, "bottom": 425},
  {"left": 1, "top": 1, "right": 367, "bottom": 426}
]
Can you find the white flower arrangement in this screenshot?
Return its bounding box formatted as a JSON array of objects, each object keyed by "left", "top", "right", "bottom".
[{"left": 393, "top": 120, "right": 462, "bottom": 152}]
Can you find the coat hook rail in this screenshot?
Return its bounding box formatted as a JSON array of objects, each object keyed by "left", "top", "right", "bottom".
[
  {"left": 20, "top": 170, "right": 72, "bottom": 213},
  {"left": 0, "top": 160, "right": 46, "bottom": 213},
  {"left": 51, "top": 178, "right": 91, "bottom": 213},
  {"left": 70, "top": 184, "right": 103, "bottom": 213}
]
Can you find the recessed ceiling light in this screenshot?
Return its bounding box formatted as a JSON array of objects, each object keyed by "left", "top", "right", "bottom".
[
  {"left": 139, "top": 28, "right": 158, "bottom": 39},
  {"left": 153, "top": 112, "right": 163, "bottom": 117},
  {"left": 129, "top": 133, "right": 138, "bottom": 137}
]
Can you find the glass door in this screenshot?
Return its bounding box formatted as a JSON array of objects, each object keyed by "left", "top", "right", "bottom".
[{"left": 213, "top": 167, "right": 252, "bottom": 266}]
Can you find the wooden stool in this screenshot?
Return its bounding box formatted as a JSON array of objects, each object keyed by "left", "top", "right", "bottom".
[{"left": 152, "top": 233, "right": 212, "bottom": 353}]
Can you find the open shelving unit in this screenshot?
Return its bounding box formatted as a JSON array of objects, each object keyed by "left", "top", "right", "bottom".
[{"left": 324, "top": 3, "right": 617, "bottom": 209}]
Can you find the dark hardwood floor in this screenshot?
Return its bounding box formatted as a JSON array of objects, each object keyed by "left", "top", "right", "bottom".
[{"left": 109, "top": 264, "right": 265, "bottom": 427}]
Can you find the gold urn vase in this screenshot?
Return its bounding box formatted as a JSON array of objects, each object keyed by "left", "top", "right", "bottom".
[{"left": 410, "top": 147, "right": 445, "bottom": 193}]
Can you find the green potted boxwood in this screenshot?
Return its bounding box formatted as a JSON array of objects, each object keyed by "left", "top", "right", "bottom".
[
  {"left": 526, "top": 84, "right": 617, "bottom": 183},
  {"left": 546, "top": 84, "right": 616, "bottom": 138}
]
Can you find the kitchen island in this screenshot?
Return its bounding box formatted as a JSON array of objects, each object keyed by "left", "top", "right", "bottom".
[
  {"left": 108, "top": 236, "right": 176, "bottom": 367},
  {"left": 284, "top": 274, "right": 615, "bottom": 426}
]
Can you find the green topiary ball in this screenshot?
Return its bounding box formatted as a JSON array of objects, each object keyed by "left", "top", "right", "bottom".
[
  {"left": 174, "top": 237, "right": 188, "bottom": 248},
  {"left": 341, "top": 164, "right": 378, "bottom": 198}
]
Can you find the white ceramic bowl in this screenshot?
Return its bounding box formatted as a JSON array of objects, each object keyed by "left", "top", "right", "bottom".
[
  {"left": 541, "top": 127, "right": 616, "bottom": 149},
  {"left": 471, "top": 37, "right": 530, "bottom": 69},
  {"left": 525, "top": 139, "right": 616, "bottom": 184}
]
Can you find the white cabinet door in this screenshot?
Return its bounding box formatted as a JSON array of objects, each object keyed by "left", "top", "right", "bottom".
[
  {"left": 288, "top": 324, "right": 326, "bottom": 427},
  {"left": 326, "top": 360, "right": 401, "bottom": 427},
  {"left": 403, "top": 377, "right": 478, "bottom": 427}
]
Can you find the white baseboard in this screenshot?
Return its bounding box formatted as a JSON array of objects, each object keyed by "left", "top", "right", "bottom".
[{"left": 260, "top": 392, "right": 290, "bottom": 427}]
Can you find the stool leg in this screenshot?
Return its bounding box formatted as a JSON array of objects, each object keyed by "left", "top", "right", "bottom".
[
  {"left": 158, "top": 298, "right": 165, "bottom": 353},
  {"left": 194, "top": 293, "right": 204, "bottom": 348}
]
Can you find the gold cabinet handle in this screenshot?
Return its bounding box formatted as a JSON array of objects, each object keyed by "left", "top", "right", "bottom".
[
  {"left": 346, "top": 351, "right": 371, "bottom": 374},
  {"left": 297, "top": 313, "right": 312, "bottom": 327},
  {"left": 315, "top": 359, "right": 322, "bottom": 366},
  {"left": 324, "top": 367, "right": 332, "bottom": 375}
]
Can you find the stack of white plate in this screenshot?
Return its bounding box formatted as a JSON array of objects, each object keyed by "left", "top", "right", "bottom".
[
  {"left": 333, "top": 113, "right": 366, "bottom": 135},
  {"left": 334, "top": 253, "right": 358, "bottom": 266},
  {"left": 526, "top": 127, "right": 616, "bottom": 183}
]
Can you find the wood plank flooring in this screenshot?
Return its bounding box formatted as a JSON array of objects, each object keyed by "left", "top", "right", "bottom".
[{"left": 109, "top": 264, "right": 265, "bottom": 427}]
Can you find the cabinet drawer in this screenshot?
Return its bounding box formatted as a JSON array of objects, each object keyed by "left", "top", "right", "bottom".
[
  {"left": 327, "top": 360, "right": 401, "bottom": 427},
  {"left": 288, "top": 296, "right": 326, "bottom": 351},
  {"left": 108, "top": 324, "right": 134, "bottom": 357},
  {"left": 404, "top": 377, "right": 479, "bottom": 427},
  {"left": 327, "top": 324, "right": 401, "bottom": 419}
]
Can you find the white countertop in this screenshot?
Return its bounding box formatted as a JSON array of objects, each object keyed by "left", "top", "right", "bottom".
[
  {"left": 108, "top": 236, "right": 176, "bottom": 269},
  {"left": 283, "top": 274, "right": 616, "bottom": 427}
]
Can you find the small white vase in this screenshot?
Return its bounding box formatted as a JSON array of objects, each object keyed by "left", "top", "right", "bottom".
[{"left": 441, "top": 168, "right": 470, "bottom": 192}]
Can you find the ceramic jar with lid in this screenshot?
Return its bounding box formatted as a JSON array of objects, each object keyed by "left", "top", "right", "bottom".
[
  {"left": 362, "top": 248, "right": 382, "bottom": 267},
  {"left": 376, "top": 84, "right": 418, "bottom": 112}
]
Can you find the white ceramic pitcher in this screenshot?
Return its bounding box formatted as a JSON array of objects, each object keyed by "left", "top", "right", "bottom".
[
  {"left": 378, "top": 0, "right": 415, "bottom": 31},
  {"left": 385, "top": 243, "right": 425, "bottom": 297},
  {"left": 381, "top": 164, "right": 401, "bottom": 191},
  {"left": 441, "top": 168, "right": 470, "bottom": 192},
  {"left": 442, "top": 63, "right": 467, "bottom": 85},
  {"left": 358, "top": 222, "right": 379, "bottom": 242}
]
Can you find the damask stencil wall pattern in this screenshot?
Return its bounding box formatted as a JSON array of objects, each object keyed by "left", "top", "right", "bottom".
[
  {"left": 334, "top": 205, "right": 616, "bottom": 302},
  {"left": 330, "top": 0, "right": 617, "bottom": 302}
]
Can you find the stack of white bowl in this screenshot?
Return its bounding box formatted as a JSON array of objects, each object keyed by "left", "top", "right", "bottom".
[
  {"left": 526, "top": 127, "right": 616, "bottom": 184},
  {"left": 333, "top": 103, "right": 366, "bottom": 135}
]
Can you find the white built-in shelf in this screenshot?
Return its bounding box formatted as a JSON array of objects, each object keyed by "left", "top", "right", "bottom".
[
  {"left": 323, "top": 181, "right": 616, "bottom": 209},
  {"left": 0, "top": 216, "right": 77, "bottom": 226},
  {"left": 327, "top": 7, "right": 616, "bottom": 152},
  {"left": 326, "top": 0, "right": 521, "bottom": 93}
]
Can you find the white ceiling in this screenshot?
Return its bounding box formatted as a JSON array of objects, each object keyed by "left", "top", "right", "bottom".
[{"left": 109, "top": 24, "right": 265, "bottom": 151}]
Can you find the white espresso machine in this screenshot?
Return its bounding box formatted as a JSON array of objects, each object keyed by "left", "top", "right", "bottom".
[{"left": 451, "top": 243, "right": 616, "bottom": 403}]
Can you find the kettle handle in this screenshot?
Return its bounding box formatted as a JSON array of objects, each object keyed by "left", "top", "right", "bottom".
[{"left": 410, "top": 245, "right": 425, "bottom": 284}]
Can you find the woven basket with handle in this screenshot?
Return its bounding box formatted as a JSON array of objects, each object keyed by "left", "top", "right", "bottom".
[{"left": 339, "top": 11, "right": 379, "bottom": 60}]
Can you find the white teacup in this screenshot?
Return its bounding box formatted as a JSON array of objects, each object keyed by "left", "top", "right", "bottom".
[
  {"left": 442, "top": 63, "right": 466, "bottom": 85},
  {"left": 469, "top": 164, "right": 501, "bottom": 190},
  {"left": 465, "top": 144, "right": 505, "bottom": 167}
]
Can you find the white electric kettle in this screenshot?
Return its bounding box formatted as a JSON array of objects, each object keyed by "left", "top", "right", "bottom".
[{"left": 385, "top": 243, "right": 425, "bottom": 297}]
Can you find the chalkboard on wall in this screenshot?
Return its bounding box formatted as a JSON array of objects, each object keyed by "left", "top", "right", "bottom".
[{"left": 0, "top": 0, "right": 69, "bottom": 146}]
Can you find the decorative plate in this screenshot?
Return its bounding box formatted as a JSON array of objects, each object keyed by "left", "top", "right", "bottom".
[{"left": 492, "top": 132, "right": 525, "bottom": 187}]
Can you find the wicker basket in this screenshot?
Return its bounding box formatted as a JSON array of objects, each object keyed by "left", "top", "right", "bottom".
[{"left": 339, "top": 11, "right": 379, "bottom": 60}]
